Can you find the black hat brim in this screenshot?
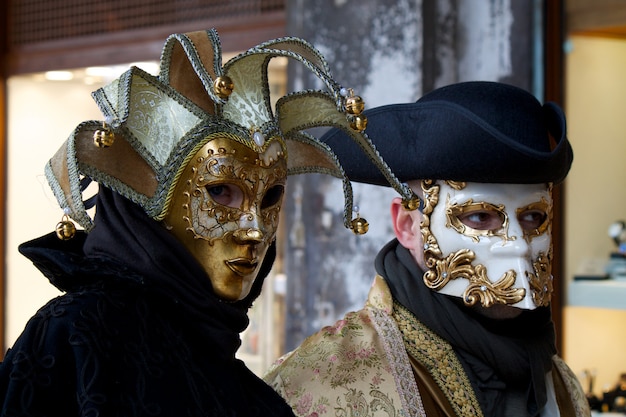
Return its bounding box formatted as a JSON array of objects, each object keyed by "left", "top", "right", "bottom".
[{"left": 321, "top": 82, "right": 573, "bottom": 186}]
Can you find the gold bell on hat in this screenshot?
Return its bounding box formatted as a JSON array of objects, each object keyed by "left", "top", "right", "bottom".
[
  {"left": 345, "top": 95, "right": 365, "bottom": 115},
  {"left": 350, "top": 205, "right": 369, "bottom": 234},
  {"left": 342, "top": 88, "right": 368, "bottom": 131},
  {"left": 349, "top": 114, "right": 368, "bottom": 132},
  {"left": 214, "top": 75, "right": 234, "bottom": 99},
  {"left": 351, "top": 217, "right": 369, "bottom": 235},
  {"left": 56, "top": 214, "right": 76, "bottom": 240},
  {"left": 93, "top": 123, "right": 115, "bottom": 148}
]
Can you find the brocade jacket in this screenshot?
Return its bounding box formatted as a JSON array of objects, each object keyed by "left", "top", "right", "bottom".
[{"left": 264, "top": 276, "right": 590, "bottom": 417}]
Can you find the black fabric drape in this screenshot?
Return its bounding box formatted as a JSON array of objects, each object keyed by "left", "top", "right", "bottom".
[{"left": 3, "top": 188, "right": 294, "bottom": 417}]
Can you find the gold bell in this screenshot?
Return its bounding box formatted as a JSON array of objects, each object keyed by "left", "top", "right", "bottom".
[
  {"left": 345, "top": 95, "right": 365, "bottom": 115},
  {"left": 56, "top": 215, "right": 76, "bottom": 240},
  {"left": 350, "top": 217, "right": 369, "bottom": 235},
  {"left": 349, "top": 114, "right": 368, "bottom": 132},
  {"left": 93, "top": 126, "right": 115, "bottom": 148},
  {"left": 214, "top": 76, "right": 234, "bottom": 99}
]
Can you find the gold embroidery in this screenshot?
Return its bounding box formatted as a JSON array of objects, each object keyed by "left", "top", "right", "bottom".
[{"left": 392, "top": 303, "right": 484, "bottom": 417}]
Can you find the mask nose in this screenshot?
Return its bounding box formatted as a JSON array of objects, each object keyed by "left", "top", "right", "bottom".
[
  {"left": 233, "top": 210, "right": 265, "bottom": 245},
  {"left": 485, "top": 218, "right": 540, "bottom": 309},
  {"left": 490, "top": 219, "right": 531, "bottom": 257},
  {"left": 233, "top": 228, "right": 264, "bottom": 245}
]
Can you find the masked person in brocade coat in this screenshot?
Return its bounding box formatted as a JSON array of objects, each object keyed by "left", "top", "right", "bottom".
[{"left": 264, "top": 82, "right": 591, "bottom": 417}]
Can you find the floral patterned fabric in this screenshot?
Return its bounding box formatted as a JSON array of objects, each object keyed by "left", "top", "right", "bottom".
[
  {"left": 265, "top": 275, "right": 424, "bottom": 417},
  {"left": 264, "top": 276, "right": 590, "bottom": 417}
]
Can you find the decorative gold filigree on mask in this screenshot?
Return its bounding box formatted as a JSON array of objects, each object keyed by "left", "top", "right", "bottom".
[
  {"left": 528, "top": 250, "right": 553, "bottom": 307},
  {"left": 420, "top": 180, "right": 442, "bottom": 265},
  {"left": 423, "top": 248, "right": 526, "bottom": 307},
  {"left": 463, "top": 266, "right": 525, "bottom": 307},
  {"left": 181, "top": 139, "right": 286, "bottom": 246},
  {"left": 423, "top": 248, "right": 475, "bottom": 289},
  {"left": 421, "top": 180, "right": 467, "bottom": 266}
]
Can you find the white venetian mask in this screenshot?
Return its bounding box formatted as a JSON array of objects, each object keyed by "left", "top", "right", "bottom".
[{"left": 421, "top": 180, "right": 554, "bottom": 310}]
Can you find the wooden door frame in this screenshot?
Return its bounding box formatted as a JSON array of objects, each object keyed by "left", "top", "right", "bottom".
[
  {"left": 544, "top": 0, "right": 566, "bottom": 352},
  {"left": 0, "top": 0, "right": 9, "bottom": 353}
]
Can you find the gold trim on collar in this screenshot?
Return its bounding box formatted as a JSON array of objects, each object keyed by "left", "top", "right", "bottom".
[{"left": 392, "top": 302, "right": 484, "bottom": 417}]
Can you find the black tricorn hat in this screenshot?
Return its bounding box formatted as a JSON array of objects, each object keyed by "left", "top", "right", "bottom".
[{"left": 321, "top": 81, "right": 573, "bottom": 186}]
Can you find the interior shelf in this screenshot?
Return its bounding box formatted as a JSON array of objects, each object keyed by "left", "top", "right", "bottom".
[{"left": 568, "top": 279, "right": 626, "bottom": 310}]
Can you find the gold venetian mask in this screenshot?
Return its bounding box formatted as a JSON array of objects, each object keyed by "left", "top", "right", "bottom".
[{"left": 164, "top": 134, "right": 287, "bottom": 301}]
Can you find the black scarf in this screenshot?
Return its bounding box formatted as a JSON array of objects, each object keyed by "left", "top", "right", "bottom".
[
  {"left": 19, "top": 188, "right": 293, "bottom": 416},
  {"left": 375, "top": 239, "right": 557, "bottom": 416},
  {"left": 81, "top": 188, "right": 276, "bottom": 358}
]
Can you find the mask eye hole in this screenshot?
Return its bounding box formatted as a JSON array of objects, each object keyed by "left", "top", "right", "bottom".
[
  {"left": 516, "top": 201, "right": 550, "bottom": 237},
  {"left": 206, "top": 183, "right": 244, "bottom": 208},
  {"left": 518, "top": 210, "right": 547, "bottom": 231},
  {"left": 261, "top": 185, "right": 284, "bottom": 209},
  {"left": 446, "top": 201, "right": 508, "bottom": 239},
  {"left": 457, "top": 209, "right": 505, "bottom": 232}
]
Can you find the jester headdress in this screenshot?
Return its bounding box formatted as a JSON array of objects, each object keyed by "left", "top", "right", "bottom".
[{"left": 46, "top": 28, "right": 417, "bottom": 239}]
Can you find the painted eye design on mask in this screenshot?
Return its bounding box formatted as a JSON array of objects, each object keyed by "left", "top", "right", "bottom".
[
  {"left": 447, "top": 201, "right": 509, "bottom": 242},
  {"left": 206, "top": 183, "right": 244, "bottom": 208},
  {"left": 516, "top": 200, "right": 550, "bottom": 239}
]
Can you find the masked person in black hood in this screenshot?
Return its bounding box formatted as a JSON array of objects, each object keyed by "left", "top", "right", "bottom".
[
  {"left": 0, "top": 28, "right": 414, "bottom": 417},
  {"left": 265, "top": 82, "right": 590, "bottom": 417}
]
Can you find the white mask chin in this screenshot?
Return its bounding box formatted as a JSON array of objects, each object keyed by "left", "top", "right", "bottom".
[{"left": 420, "top": 180, "right": 554, "bottom": 310}]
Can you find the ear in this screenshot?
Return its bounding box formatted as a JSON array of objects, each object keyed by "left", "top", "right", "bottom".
[{"left": 391, "top": 197, "right": 421, "bottom": 250}]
